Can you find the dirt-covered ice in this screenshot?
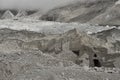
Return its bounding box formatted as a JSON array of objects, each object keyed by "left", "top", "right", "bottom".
[{"left": 0, "top": 19, "right": 120, "bottom": 80}]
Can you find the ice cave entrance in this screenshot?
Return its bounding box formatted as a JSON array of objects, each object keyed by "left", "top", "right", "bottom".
[
  {"left": 93, "top": 54, "right": 101, "bottom": 67},
  {"left": 72, "top": 51, "right": 79, "bottom": 56}
]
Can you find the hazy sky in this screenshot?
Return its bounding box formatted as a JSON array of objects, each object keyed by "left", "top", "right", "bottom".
[{"left": 0, "top": 0, "right": 76, "bottom": 12}]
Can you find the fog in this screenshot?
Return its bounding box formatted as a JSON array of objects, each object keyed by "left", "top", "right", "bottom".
[{"left": 0, "top": 0, "right": 78, "bottom": 12}]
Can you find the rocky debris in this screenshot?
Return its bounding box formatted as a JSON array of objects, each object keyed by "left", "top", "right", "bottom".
[
  {"left": 56, "top": 50, "right": 78, "bottom": 63},
  {"left": 91, "top": 28, "right": 120, "bottom": 52},
  {"left": 0, "top": 39, "right": 23, "bottom": 52},
  {"left": 91, "top": 28, "right": 120, "bottom": 42},
  {"left": 21, "top": 37, "right": 62, "bottom": 53},
  {"left": 0, "top": 28, "right": 62, "bottom": 53},
  {"left": 0, "top": 61, "right": 13, "bottom": 80},
  {"left": 0, "top": 50, "right": 79, "bottom": 80},
  {"left": 0, "top": 21, "right": 119, "bottom": 79},
  {"left": 13, "top": 70, "right": 60, "bottom": 80},
  {"left": 113, "top": 57, "right": 120, "bottom": 68},
  {"left": 68, "top": 29, "right": 107, "bottom": 51},
  {"left": 0, "top": 28, "right": 45, "bottom": 41},
  {"left": 62, "top": 28, "right": 120, "bottom": 68},
  {"left": 0, "top": 29, "right": 120, "bottom": 80},
  {"left": 78, "top": 53, "right": 89, "bottom": 66},
  {"left": 89, "top": 67, "right": 120, "bottom": 74},
  {"left": 0, "top": 27, "right": 118, "bottom": 68},
  {"left": 0, "top": 37, "right": 62, "bottom": 53}
]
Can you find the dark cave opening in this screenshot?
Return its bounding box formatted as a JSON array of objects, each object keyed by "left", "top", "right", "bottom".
[
  {"left": 93, "top": 54, "right": 101, "bottom": 67},
  {"left": 93, "top": 59, "right": 101, "bottom": 67},
  {"left": 94, "top": 54, "right": 97, "bottom": 57},
  {"left": 72, "top": 51, "right": 79, "bottom": 56}
]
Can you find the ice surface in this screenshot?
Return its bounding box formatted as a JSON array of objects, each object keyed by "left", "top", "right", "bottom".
[{"left": 0, "top": 19, "right": 116, "bottom": 35}]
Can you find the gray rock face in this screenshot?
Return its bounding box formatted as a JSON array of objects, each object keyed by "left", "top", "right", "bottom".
[
  {"left": 0, "top": 10, "right": 6, "bottom": 18},
  {"left": 1, "top": 10, "right": 14, "bottom": 19},
  {"left": 0, "top": 9, "right": 41, "bottom": 19},
  {"left": 0, "top": 28, "right": 45, "bottom": 41},
  {"left": 40, "top": 0, "right": 120, "bottom": 26},
  {"left": 89, "top": 4, "right": 120, "bottom": 26},
  {"left": 0, "top": 27, "right": 120, "bottom": 80},
  {"left": 91, "top": 28, "right": 120, "bottom": 68},
  {"left": 91, "top": 28, "right": 120, "bottom": 52}
]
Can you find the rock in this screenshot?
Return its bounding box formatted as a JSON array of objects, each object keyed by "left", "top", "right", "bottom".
[
  {"left": 89, "top": 3, "right": 120, "bottom": 26},
  {"left": 91, "top": 28, "right": 120, "bottom": 53},
  {"left": 40, "top": 0, "right": 118, "bottom": 26},
  {"left": 83, "top": 65, "right": 90, "bottom": 71},
  {"left": 1, "top": 10, "right": 14, "bottom": 19},
  {"left": 57, "top": 50, "right": 78, "bottom": 63}
]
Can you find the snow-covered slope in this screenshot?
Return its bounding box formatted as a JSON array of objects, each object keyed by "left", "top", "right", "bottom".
[{"left": 0, "top": 19, "right": 115, "bottom": 35}]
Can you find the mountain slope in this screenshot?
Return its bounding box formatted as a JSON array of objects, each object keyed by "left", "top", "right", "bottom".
[
  {"left": 91, "top": 28, "right": 120, "bottom": 52},
  {"left": 89, "top": 3, "right": 120, "bottom": 26},
  {"left": 40, "top": 0, "right": 119, "bottom": 26}
]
